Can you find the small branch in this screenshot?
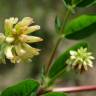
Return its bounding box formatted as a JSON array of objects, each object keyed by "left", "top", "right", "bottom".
[
  {"left": 52, "top": 85, "right": 96, "bottom": 93},
  {"left": 59, "top": 9, "right": 71, "bottom": 34},
  {"left": 46, "top": 37, "right": 62, "bottom": 74},
  {"left": 46, "top": 9, "right": 71, "bottom": 74}
]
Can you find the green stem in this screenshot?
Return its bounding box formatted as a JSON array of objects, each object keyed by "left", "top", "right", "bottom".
[
  {"left": 60, "top": 9, "right": 71, "bottom": 34},
  {"left": 46, "top": 9, "right": 71, "bottom": 74},
  {"left": 46, "top": 37, "right": 62, "bottom": 74}
]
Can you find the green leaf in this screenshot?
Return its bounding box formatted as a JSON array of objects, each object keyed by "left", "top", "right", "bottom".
[
  {"left": 48, "top": 42, "right": 87, "bottom": 82},
  {"left": 63, "top": 0, "right": 72, "bottom": 5},
  {"left": 64, "top": 15, "right": 96, "bottom": 40},
  {"left": 76, "top": 0, "right": 96, "bottom": 7},
  {"left": 41, "top": 92, "right": 67, "bottom": 96},
  {"left": 63, "top": 0, "right": 96, "bottom": 7},
  {"left": 1, "top": 80, "right": 39, "bottom": 96},
  {"left": 55, "top": 16, "right": 62, "bottom": 33},
  {"left": 62, "top": 0, "right": 72, "bottom": 8}
]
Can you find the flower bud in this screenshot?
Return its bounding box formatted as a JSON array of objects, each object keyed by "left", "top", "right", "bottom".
[{"left": 66, "top": 47, "right": 95, "bottom": 72}]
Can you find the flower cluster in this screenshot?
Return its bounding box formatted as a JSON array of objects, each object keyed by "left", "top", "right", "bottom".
[
  {"left": 0, "top": 17, "right": 43, "bottom": 64},
  {"left": 66, "top": 47, "right": 95, "bottom": 72}
]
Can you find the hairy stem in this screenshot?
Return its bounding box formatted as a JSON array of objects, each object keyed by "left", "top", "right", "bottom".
[
  {"left": 52, "top": 85, "right": 96, "bottom": 93},
  {"left": 46, "top": 9, "right": 71, "bottom": 74}
]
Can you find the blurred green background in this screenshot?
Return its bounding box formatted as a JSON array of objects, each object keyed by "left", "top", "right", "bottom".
[{"left": 0, "top": 0, "right": 96, "bottom": 96}]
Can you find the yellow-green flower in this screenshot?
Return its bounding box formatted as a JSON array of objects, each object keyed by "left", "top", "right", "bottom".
[
  {"left": 0, "top": 17, "right": 43, "bottom": 64},
  {"left": 66, "top": 47, "right": 95, "bottom": 72}
]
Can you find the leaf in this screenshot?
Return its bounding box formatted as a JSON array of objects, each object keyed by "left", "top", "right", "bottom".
[
  {"left": 62, "top": 0, "right": 71, "bottom": 8},
  {"left": 48, "top": 42, "right": 87, "bottom": 82},
  {"left": 76, "top": 0, "right": 96, "bottom": 7},
  {"left": 64, "top": 15, "right": 96, "bottom": 40},
  {"left": 1, "top": 80, "right": 39, "bottom": 96},
  {"left": 41, "top": 92, "right": 67, "bottom": 96},
  {"left": 55, "top": 16, "right": 62, "bottom": 33},
  {"left": 63, "top": 0, "right": 96, "bottom": 7},
  {"left": 63, "top": 0, "right": 72, "bottom": 5}
]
